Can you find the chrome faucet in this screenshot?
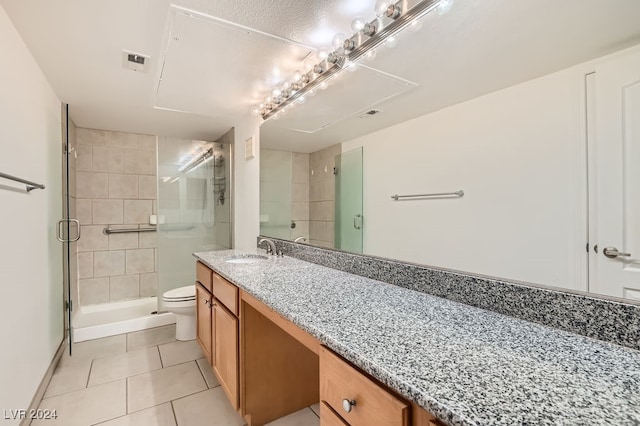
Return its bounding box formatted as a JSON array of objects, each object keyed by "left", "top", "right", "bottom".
[
  {"left": 294, "top": 236, "right": 306, "bottom": 243},
  {"left": 258, "top": 238, "right": 277, "bottom": 255}
]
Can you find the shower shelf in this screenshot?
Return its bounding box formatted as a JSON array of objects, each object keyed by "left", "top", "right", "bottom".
[{"left": 103, "top": 225, "right": 195, "bottom": 235}]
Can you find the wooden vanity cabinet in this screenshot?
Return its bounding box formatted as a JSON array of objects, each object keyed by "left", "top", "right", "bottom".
[
  {"left": 195, "top": 282, "right": 213, "bottom": 363},
  {"left": 195, "top": 262, "right": 240, "bottom": 411},
  {"left": 196, "top": 260, "right": 446, "bottom": 426},
  {"left": 211, "top": 270, "right": 240, "bottom": 410},
  {"left": 195, "top": 261, "right": 213, "bottom": 363}
]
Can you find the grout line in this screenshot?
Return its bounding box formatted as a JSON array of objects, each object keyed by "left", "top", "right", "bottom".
[
  {"left": 194, "top": 358, "right": 209, "bottom": 388},
  {"left": 309, "top": 405, "right": 320, "bottom": 419},
  {"left": 86, "top": 359, "right": 94, "bottom": 388},
  {"left": 170, "top": 400, "right": 179, "bottom": 425},
  {"left": 157, "top": 345, "right": 164, "bottom": 368}
]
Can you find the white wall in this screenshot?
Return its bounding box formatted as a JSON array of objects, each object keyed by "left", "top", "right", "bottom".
[
  {"left": 343, "top": 63, "right": 588, "bottom": 290},
  {"left": 0, "top": 5, "right": 63, "bottom": 420},
  {"left": 232, "top": 116, "right": 261, "bottom": 250}
]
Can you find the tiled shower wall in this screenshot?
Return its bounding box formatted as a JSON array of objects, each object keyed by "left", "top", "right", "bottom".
[
  {"left": 308, "top": 143, "right": 341, "bottom": 248},
  {"left": 75, "top": 128, "right": 158, "bottom": 306}
]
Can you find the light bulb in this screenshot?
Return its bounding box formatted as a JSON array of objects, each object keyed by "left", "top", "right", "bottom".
[
  {"left": 265, "top": 97, "right": 272, "bottom": 104},
  {"left": 332, "top": 33, "right": 347, "bottom": 49},
  {"left": 317, "top": 48, "right": 329, "bottom": 60},
  {"left": 374, "top": 0, "right": 390, "bottom": 17},
  {"left": 250, "top": 105, "right": 260, "bottom": 116},
  {"left": 297, "top": 96, "right": 306, "bottom": 104},
  {"left": 272, "top": 88, "right": 282, "bottom": 97},
  {"left": 303, "top": 59, "right": 314, "bottom": 73},
  {"left": 351, "top": 17, "right": 365, "bottom": 32},
  {"left": 409, "top": 18, "right": 423, "bottom": 32},
  {"left": 365, "top": 48, "right": 377, "bottom": 61},
  {"left": 282, "top": 81, "right": 291, "bottom": 90},
  {"left": 293, "top": 70, "right": 302, "bottom": 82},
  {"left": 437, "top": 0, "right": 454, "bottom": 15},
  {"left": 385, "top": 36, "right": 398, "bottom": 49}
]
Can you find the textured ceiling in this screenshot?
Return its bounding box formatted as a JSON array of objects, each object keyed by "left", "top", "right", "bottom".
[
  {"left": 1, "top": 0, "right": 640, "bottom": 148},
  {"left": 0, "top": 0, "right": 370, "bottom": 141}
]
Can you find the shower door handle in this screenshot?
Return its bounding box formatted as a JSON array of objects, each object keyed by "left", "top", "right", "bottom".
[
  {"left": 57, "top": 219, "right": 81, "bottom": 242},
  {"left": 353, "top": 214, "right": 362, "bottom": 230}
]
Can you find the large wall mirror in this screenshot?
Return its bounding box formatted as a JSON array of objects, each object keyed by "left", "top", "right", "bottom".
[{"left": 259, "top": 0, "right": 640, "bottom": 302}]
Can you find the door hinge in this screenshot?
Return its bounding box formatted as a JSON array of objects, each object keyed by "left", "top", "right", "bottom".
[
  {"left": 66, "top": 300, "right": 73, "bottom": 311},
  {"left": 586, "top": 242, "right": 589, "bottom": 253}
]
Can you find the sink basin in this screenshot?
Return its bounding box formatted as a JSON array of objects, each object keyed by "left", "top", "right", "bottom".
[{"left": 225, "top": 254, "right": 269, "bottom": 264}]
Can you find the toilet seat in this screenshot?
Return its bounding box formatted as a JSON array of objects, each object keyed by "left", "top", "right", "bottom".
[{"left": 162, "top": 285, "right": 196, "bottom": 302}]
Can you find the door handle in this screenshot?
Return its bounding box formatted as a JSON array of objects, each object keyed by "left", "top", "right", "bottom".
[
  {"left": 353, "top": 214, "right": 362, "bottom": 230},
  {"left": 603, "top": 246, "right": 631, "bottom": 259},
  {"left": 57, "top": 219, "right": 81, "bottom": 243}
]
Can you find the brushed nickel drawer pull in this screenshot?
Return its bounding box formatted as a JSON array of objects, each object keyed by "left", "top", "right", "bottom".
[{"left": 342, "top": 399, "right": 356, "bottom": 413}]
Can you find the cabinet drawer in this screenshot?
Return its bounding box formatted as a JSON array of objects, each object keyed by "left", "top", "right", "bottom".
[
  {"left": 320, "top": 346, "right": 409, "bottom": 426},
  {"left": 320, "top": 402, "right": 348, "bottom": 426},
  {"left": 196, "top": 261, "right": 212, "bottom": 292},
  {"left": 212, "top": 272, "right": 238, "bottom": 316}
]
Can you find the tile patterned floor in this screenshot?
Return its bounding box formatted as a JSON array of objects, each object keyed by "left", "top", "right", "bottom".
[{"left": 34, "top": 325, "right": 320, "bottom": 426}]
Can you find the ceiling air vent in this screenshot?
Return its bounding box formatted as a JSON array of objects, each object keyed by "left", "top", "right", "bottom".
[{"left": 122, "top": 50, "right": 149, "bottom": 72}]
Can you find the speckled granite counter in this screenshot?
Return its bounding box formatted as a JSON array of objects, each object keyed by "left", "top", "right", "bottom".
[{"left": 194, "top": 249, "right": 640, "bottom": 426}]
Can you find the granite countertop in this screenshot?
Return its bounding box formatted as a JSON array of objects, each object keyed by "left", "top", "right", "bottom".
[{"left": 194, "top": 249, "right": 640, "bottom": 426}]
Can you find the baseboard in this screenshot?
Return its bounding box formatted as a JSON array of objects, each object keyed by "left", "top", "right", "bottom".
[{"left": 20, "top": 339, "right": 66, "bottom": 426}]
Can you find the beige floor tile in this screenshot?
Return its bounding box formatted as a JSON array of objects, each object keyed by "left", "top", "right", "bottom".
[
  {"left": 158, "top": 339, "right": 203, "bottom": 367},
  {"left": 32, "top": 380, "right": 126, "bottom": 426},
  {"left": 89, "top": 346, "right": 162, "bottom": 386},
  {"left": 127, "top": 325, "right": 176, "bottom": 350},
  {"left": 309, "top": 403, "right": 320, "bottom": 417},
  {"left": 265, "top": 408, "right": 320, "bottom": 426},
  {"left": 196, "top": 357, "right": 220, "bottom": 388},
  {"left": 60, "top": 335, "right": 127, "bottom": 366},
  {"left": 127, "top": 361, "right": 206, "bottom": 413},
  {"left": 172, "top": 388, "right": 245, "bottom": 426},
  {"left": 94, "top": 403, "right": 176, "bottom": 426},
  {"left": 44, "top": 358, "right": 92, "bottom": 398}
]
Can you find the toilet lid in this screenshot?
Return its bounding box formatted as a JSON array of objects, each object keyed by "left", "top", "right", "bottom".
[{"left": 163, "top": 285, "right": 195, "bottom": 300}]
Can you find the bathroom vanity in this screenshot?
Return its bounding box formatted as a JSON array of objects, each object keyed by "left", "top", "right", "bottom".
[{"left": 193, "top": 249, "right": 640, "bottom": 426}]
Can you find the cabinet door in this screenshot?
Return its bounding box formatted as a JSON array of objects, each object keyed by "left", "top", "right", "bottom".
[
  {"left": 213, "top": 301, "right": 239, "bottom": 410},
  {"left": 196, "top": 283, "right": 212, "bottom": 363}
]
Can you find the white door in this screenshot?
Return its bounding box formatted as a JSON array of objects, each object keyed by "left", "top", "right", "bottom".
[{"left": 589, "top": 48, "right": 640, "bottom": 299}]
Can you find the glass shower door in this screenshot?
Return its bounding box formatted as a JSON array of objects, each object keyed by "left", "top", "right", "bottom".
[
  {"left": 156, "top": 138, "right": 231, "bottom": 308},
  {"left": 335, "top": 147, "right": 363, "bottom": 253},
  {"left": 58, "top": 104, "right": 79, "bottom": 354}
]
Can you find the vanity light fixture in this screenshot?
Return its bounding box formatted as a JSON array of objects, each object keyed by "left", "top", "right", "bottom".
[{"left": 250, "top": 0, "right": 445, "bottom": 121}]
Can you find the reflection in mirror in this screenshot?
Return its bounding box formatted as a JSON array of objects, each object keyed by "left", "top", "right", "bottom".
[
  {"left": 259, "top": 0, "right": 640, "bottom": 301},
  {"left": 260, "top": 145, "right": 364, "bottom": 252}
]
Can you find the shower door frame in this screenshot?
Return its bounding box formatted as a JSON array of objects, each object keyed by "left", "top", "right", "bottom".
[{"left": 60, "top": 103, "right": 77, "bottom": 355}]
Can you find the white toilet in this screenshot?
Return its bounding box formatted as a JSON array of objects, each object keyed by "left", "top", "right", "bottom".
[{"left": 162, "top": 285, "right": 197, "bottom": 341}]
